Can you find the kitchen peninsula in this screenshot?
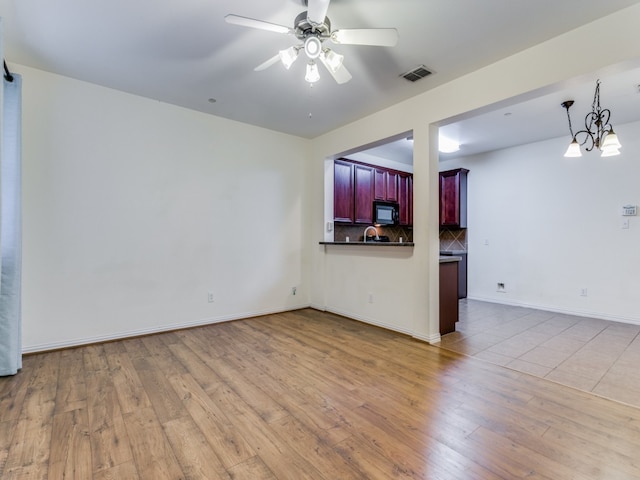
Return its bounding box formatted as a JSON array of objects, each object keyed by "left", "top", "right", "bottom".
[{"left": 319, "top": 241, "right": 414, "bottom": 246}]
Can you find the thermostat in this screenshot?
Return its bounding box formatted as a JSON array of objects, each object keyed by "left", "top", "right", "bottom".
[{"left": 622, "top": 205, "right": 637, "bottom": 216}]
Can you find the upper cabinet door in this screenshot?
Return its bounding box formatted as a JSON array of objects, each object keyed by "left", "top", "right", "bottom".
[
  {"left": 398, "top": 173, "right": 412, "bottom": 226},
  {"left": 439, "top": 168, "right": 468, "bottom": 228},
  {"left": 334, "top": 160, "right": 354, "bottom": 223},
  {"left": 354, "top": 165, "right": 375, "bottom": 224},
  {"left": 374, "top": 168, "right": 386, "bottom": 200},
  {"left": 333, "top": 158, "right": 412, "bottom": 226},
  {"left": 386, "top": 171, "right": 399, "bottom": 202}
]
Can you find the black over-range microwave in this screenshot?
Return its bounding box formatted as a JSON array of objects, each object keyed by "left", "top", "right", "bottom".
[{"left": 373, "top": 201, "right": 399, "bottom": 225}]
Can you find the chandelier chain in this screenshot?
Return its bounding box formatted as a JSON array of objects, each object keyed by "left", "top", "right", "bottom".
[{"left": 573, "top": 80, "right": 613, "bottom": 151}]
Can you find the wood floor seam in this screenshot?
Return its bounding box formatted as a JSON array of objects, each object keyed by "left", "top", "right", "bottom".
[{"left": 2, "top": 308, "right": 640, "bottom": 479}]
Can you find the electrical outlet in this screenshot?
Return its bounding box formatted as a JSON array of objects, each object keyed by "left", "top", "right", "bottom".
[
  {"left": 580, "top": 288, "right": 588, "bottom": 297},
  {"left": 291, "top": 286, "right": 297, "bottom": 296},
  {"left": 368, "top": 292, "right": 374, "bottom": 303},
  {"left": 207, "top": 292, "right": 215, "bottom": 303}
]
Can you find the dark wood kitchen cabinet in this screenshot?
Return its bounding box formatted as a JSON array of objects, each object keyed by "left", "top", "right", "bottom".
[
  {"left": 374, "top": 168, "right": 386, "bottom": 200},
  {"left": 374, "top": 169, "right": 399, "bottom": 202},
  {"left": 439, "top": 168, "right": 468, "bottom": 228},
  {"left": 334, "top": 160, "right": 354, "bottom": 223},
  {"left": 398, "top": 173, "right": 413, "bottom": 226},
  {"left": 354, "top": 164, "right": 374, "bottom": 224},
  {"left": 334, "top": 158, "right": 412, "bottom": 226},
  {"left": 439, "top": 259, "right": 459, "bottom": 335},
  {"left": 386, "top": 171, "right": 399, "bottom": 202}
]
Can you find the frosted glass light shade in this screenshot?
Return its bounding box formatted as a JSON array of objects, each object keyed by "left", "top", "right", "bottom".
[
  {"left": 323, "top": 49, "right": 344, "bottom": 73},
  {"left": 600, "top": 145, "right": 621, "bottom": 157},
  {"left": 304, "top": 36, "right": 322, "bottom": 59},
  {"left": 563, "top": 138, "right": 582, "bottom": 157},
  {"left": 305, "top": 62, "right": 320, "bottom": 83},
  {"left": 279, "top": 46, "right": 299, "bottom": 69},
  {"left": 601, "top": 130, "right": 621, "bottom": 149}
]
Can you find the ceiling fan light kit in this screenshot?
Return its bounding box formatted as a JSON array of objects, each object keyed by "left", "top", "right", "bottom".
[
  {"left": 305, "top": 62, "right": 321, "bottom": 83},
  {"left": 304, "top": 36, "right": 322, "bottom": 59},
  {"left": 322, "top": 49, "right": 344, "bottom": 73},
  {"left": 279, "top": 46, "right": 300, "bottom": 69},
  {"left": 225, "top": 0, "right": 398, "bottom": 85},
  {"left": 561, "top": 80, "right": 621, "bottom": 158}
]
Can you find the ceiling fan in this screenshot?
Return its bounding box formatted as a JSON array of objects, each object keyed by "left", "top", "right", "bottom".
[{"left": 225, "top": 0, "right": 398, "bottom": 85}]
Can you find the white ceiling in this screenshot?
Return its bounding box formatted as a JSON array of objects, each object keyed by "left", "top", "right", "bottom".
[
  {"left": 364, "top": 65, "right": 640, "bottom": 163},
  {"left": 2, "top": 0, "right": 640, "bottom": 158}
]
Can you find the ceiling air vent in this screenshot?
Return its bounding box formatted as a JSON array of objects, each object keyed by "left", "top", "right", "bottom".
[{"left": 401, "top": 65, "right": 432, "bottom": 82}]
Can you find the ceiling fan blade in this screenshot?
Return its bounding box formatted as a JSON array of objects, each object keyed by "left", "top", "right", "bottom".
[
  {"left": 225, "top": 14, "right": 294, "bottom": 35},
  {"left": 254, "top": 54, "right": 281, "bottom": 72},
  {"left": 319, "top": 55, "right": 352, "bottom": 84},
  {"left": 331, "top": 28, "right": 398, "bottom": 47},
  {"left": 306, "top": 0, "right": 331, "bottom": 25}
]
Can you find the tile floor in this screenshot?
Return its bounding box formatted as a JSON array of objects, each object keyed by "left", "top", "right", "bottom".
[{"left": 438, "top": 299, "right": 640, "bottom": 409}]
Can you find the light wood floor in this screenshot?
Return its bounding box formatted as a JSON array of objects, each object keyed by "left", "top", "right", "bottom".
[{"left": 2, "top": 309, "right": 640, "bottom": 479}]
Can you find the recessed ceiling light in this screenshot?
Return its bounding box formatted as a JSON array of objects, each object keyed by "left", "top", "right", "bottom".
[{"left": 439, "top": 134, "right": 460, "bottom": 153}]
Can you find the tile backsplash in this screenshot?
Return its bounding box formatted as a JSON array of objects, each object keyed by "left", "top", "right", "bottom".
[
  {"left": 334, "top": 224, "right": 413, "bottom": 243},
  {"left": 439, "top": 228, "right": 467, "bottom": 251},
  {"left": 333, "top": 225, "right": 466, "bottom": 247}
]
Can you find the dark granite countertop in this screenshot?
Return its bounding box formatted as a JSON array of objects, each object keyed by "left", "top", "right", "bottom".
[{"left": 319, "top": 241, "right": 414, "bottom": 247}]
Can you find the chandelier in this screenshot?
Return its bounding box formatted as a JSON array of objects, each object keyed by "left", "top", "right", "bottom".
[{"left": 561, "top": 80, "right": 621, "bottom": 157}]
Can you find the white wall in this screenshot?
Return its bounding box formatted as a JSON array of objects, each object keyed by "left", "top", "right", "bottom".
[
  {"left": 309, "top": 4, "right": 640, "bottom": 342},
  {"left": 343, "top": 152, "right": 413, "bottom": 174},
  {"left": 20, "top": 65, "right": 311, "bottom": 351},
  {"left": 321, "top": 246, "right": 417, "bottom": 335},
  {"left": 15, "top": 4, "right": 640, "bottom": 350},
  {"left": 440, "top": 119, "right": 640, "bottom": 324}
]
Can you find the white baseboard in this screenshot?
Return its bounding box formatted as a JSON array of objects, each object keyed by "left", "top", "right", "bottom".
[
  {"left": 22, "top": 303, "right": 311, "bottom": 354},
  {"left": 309, "top": 302, "right": 327, "bottom": 311},
  {"left": 467, "top": 295, "right": 640, "bottom": 326},
  {"left": 324, "top": 306, "right": 415, "bottom": 337},
  {"left": 413, "top": 332, "right": 442, "bottom": 344},
  {"left": 313, "top": 305, "right": 442, "bottom": 344}
]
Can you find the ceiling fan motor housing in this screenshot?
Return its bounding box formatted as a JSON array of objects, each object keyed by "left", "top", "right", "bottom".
[{"left": 294, "top": 11, "right": 331, "bottom": 40}]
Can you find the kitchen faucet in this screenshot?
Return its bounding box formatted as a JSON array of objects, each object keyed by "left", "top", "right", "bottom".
[{"left": 363, "top": 225, "right": 379, "bottom": 242}]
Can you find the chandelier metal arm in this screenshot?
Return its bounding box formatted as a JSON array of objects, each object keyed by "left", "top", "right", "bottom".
[
  {"left": 560, "top": 80, "right": 619, "bottom": 155},
  {"left": 573, "top": 108, "right": 613, "bottom": 151},
  {"left": 572, "top": 129, "right": 597, "bottom": 152}
]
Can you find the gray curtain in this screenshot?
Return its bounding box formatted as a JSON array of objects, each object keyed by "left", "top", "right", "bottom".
[{"left": 0, "top": 72, "right": 22, "bottom": 376}]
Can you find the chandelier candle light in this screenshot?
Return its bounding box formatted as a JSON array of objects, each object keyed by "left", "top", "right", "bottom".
[{"left": 561, "top": 80, "right": 621, "bottom": 158}]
